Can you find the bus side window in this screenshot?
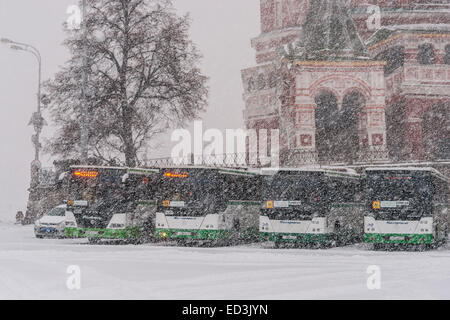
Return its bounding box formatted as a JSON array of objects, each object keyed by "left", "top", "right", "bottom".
[
  {"left": 216, "top": 175, "right": 228, "bottom": 212},
  {"left": 434, "top": 178, "right": 448, "bottom": 204}
]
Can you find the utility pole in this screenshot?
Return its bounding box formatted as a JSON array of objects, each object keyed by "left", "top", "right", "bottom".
[{"left": 80, "top": 0, "right": 89, "bottom": 163}]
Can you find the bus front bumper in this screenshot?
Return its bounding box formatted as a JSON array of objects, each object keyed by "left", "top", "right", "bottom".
[
  {"left": 65, "top": 227, "right": 142, "bottom": 239},
  {"left": 365, "top": 233, "right": 433, "bottom": 244},
  {"left": 260, "top": 232, "right": 333, "bottom": 243}
]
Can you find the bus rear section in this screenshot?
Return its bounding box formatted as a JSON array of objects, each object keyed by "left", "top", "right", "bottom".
[
  {"left": 154, "top": 167, "right": 261, "bottom": 245},
  {"left": 64, "top": 166, "right": 159, "bottom": 243},
  {"left": 260, "top": 169, "right": 363, "bottom": 247},
  {"left": 363, "top": 167, "right": 449, "bottom": 248}
]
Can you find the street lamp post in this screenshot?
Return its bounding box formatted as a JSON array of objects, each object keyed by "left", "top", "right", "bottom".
[
  {"left": 1, "top": 38, "right": 46, "bottom": 162},
  {"left": 1, "top": 38, "right": 46, "bottom": 223}
]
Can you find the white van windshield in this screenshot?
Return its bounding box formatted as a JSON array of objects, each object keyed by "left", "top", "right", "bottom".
[{"left": 47, "top": 207, "right": 66, "bottom": 217}]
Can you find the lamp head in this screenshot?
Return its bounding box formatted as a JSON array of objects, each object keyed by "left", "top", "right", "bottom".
[
  {"left": 10, "top": 45, "right": 25, "bottom": 51},
  {"left": 0, "top": 38, "right": 13, "bottom": 44}
]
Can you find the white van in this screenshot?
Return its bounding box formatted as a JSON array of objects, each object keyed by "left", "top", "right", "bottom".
[{"left": 34, "top": 205, "right": 70, "bottom": 238}]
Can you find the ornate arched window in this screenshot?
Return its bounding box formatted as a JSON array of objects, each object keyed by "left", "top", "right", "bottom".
[
  {"left": 376, "top": 46, "right": 404, "bottom": 75},
  {"left": 247, "top": 77, "right": 255, "bottom": 93},
  {"left": 257, "top": 74, "right": 266, "bottom": 90},
  {"left": 444, "top": 44, "right": 450, "bottom": 64},
  {"left": 417, "top": 43, "right": 435, "bottom": 65},
  {"left": 268, "top": 72, "right": 277, "bottom": 88}
]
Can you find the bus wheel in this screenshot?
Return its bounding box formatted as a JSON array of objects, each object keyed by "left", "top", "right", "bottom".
[
  {"left": 216, "top": 239, "right": 231, "bottom": 247},
  {"left": 141, "top": 221, "right": 155, "bottom": 243},
  {"left": 373, "top": 244, "right": 384, "bottom": 251},
  {"left": 88, "top": 238, "right": 101, "bottom": 245},
  {"left": 126, "top": 237, "right": 143, "bottom": 245},
  {"left": 327, "top": 240, "right": 337, "bottom": 248},
  {"left": 310, "top": 242, "right": 321, "bottom": 250},
  {"left": 434, "top": 226, "right": 439, "bottom": 244},
  {"left": 330, "top": 235, "right": 339, "bottom": 247}
]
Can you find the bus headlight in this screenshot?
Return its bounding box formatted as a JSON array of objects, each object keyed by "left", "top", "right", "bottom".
[
  {"left": 65, "top": 221, "right": 76, "bottom": 227},
  {"left": 109, "top": 223, "right": 125, "bottom": 229},
  {"left": 107, "top": 214, "right": 127, "bottom": 229}
]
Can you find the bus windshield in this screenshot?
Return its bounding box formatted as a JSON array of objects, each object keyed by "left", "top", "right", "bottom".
[
  {"left": 70, "top": 176, "right": 125, "bottom": 207},
  {"left": 262, "top": 173, "right": 327, "bottom": 219},
  {"left": 66, "top": 167, "right": 129, "bottom": 228},
  {"left": 157, "top": 169, "right": 217, "bottom": 209},
  {"left": 87, "top": 186, "right": 133, "bottom": 213},
  {"left": 365, "top": 171, "right": 433, "bottom": 219}
]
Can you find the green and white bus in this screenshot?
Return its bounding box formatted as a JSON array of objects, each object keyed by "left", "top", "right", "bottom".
[
  {"left": 63, "top": 166, "right": 159, "bottom": 244},
  {"left": 154, "top": 167, "right": 261, "bottom": 246},
  {"left": 259, "top": 168, "right": 363, "bottom": 247},
  {"left": 363, "top": 167, "right": 449, "bottom": 248}
]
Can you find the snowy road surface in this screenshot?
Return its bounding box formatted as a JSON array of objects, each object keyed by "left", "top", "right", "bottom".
[{"left": 1, "top": 223, "right": 450, "bottom": 299}]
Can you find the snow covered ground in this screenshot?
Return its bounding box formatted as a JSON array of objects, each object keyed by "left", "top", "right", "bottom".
[{"left": 1, "top": 222, "right": 450, "bottom": 299}]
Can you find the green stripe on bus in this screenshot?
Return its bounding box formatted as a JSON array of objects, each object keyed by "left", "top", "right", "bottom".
[
  {"left": 365, "top": 233, "right": 433, "bottom": 244},
  {"left": 228, "top": 200, "right": 261, "bottom": 206},
  {"left": 137, "top": 200, "right": 157, "bottom": 206},
  {"left": 155, "top": 228, "right": 230, "bottom": 240},
  {"left": 331, "top": 203, "right": 363, "bottom": 208},
  {"left": 65, "top": 227, "right": 142, "bottom": 239},
  {"left": 260, "top": 232, "right": 333, "bottom": 243}
]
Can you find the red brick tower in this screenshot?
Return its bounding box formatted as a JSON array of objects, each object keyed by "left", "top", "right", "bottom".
[{"left": 241, "top": 0, "right": 309, "bottom": 159}]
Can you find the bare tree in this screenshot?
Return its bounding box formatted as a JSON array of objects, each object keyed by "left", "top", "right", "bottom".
[{"left": 44, "top": 0, "right": 208, "bottom": 166}]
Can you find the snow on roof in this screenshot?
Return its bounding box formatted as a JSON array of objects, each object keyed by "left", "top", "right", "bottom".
[
  {"left": 149, "top": 166, "right": 260, "bottom": 176},
  {"left": 153, "top": 165, "right": 245, "bottom": 170},
  {"left": 369, "top": 161, "right": 450, "bottom": 166},
  {"left": 364, "top": 161, "right": 450, "bottom": 170},
  {"left": 384, "top": 24, "right": 450, "bottom": 32},
  {"left": 69, "top": 165, "right": 128, "bottom": 170},
  {"left": 68, "top": 165, "right": 260, "bottom": 176},
  {"left": 126, "top": 168, "right": 159, "bottom": 177},
  {"left": 351, "top": 5, "right": 450, "bottom": 14},
  {"left": 365, "top": 166, "right": 449, "bottom": 182},
  {"left": 365, "top": 166, "right": 438, "bottom": 172},
  {"left": 260, "top": 167, "right": 359, "bottom": 177},
  {"left": 218, "top": 168, "right": 260, "bottom": 176},
  {"left": 366, "top": 24, "right": 450, "bottom": 47}
]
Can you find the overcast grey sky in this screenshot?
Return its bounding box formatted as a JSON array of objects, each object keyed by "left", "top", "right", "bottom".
[{"left": 0, "top": 0, "right": 260, "bottom": 219}]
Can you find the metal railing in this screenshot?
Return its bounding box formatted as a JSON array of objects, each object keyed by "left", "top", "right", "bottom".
[
  {"left": 143, "top": 147, "right": 392, "bottom": 169},
  {"left": 143, "top": 153, "right": 271, "bottom": 168}
]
